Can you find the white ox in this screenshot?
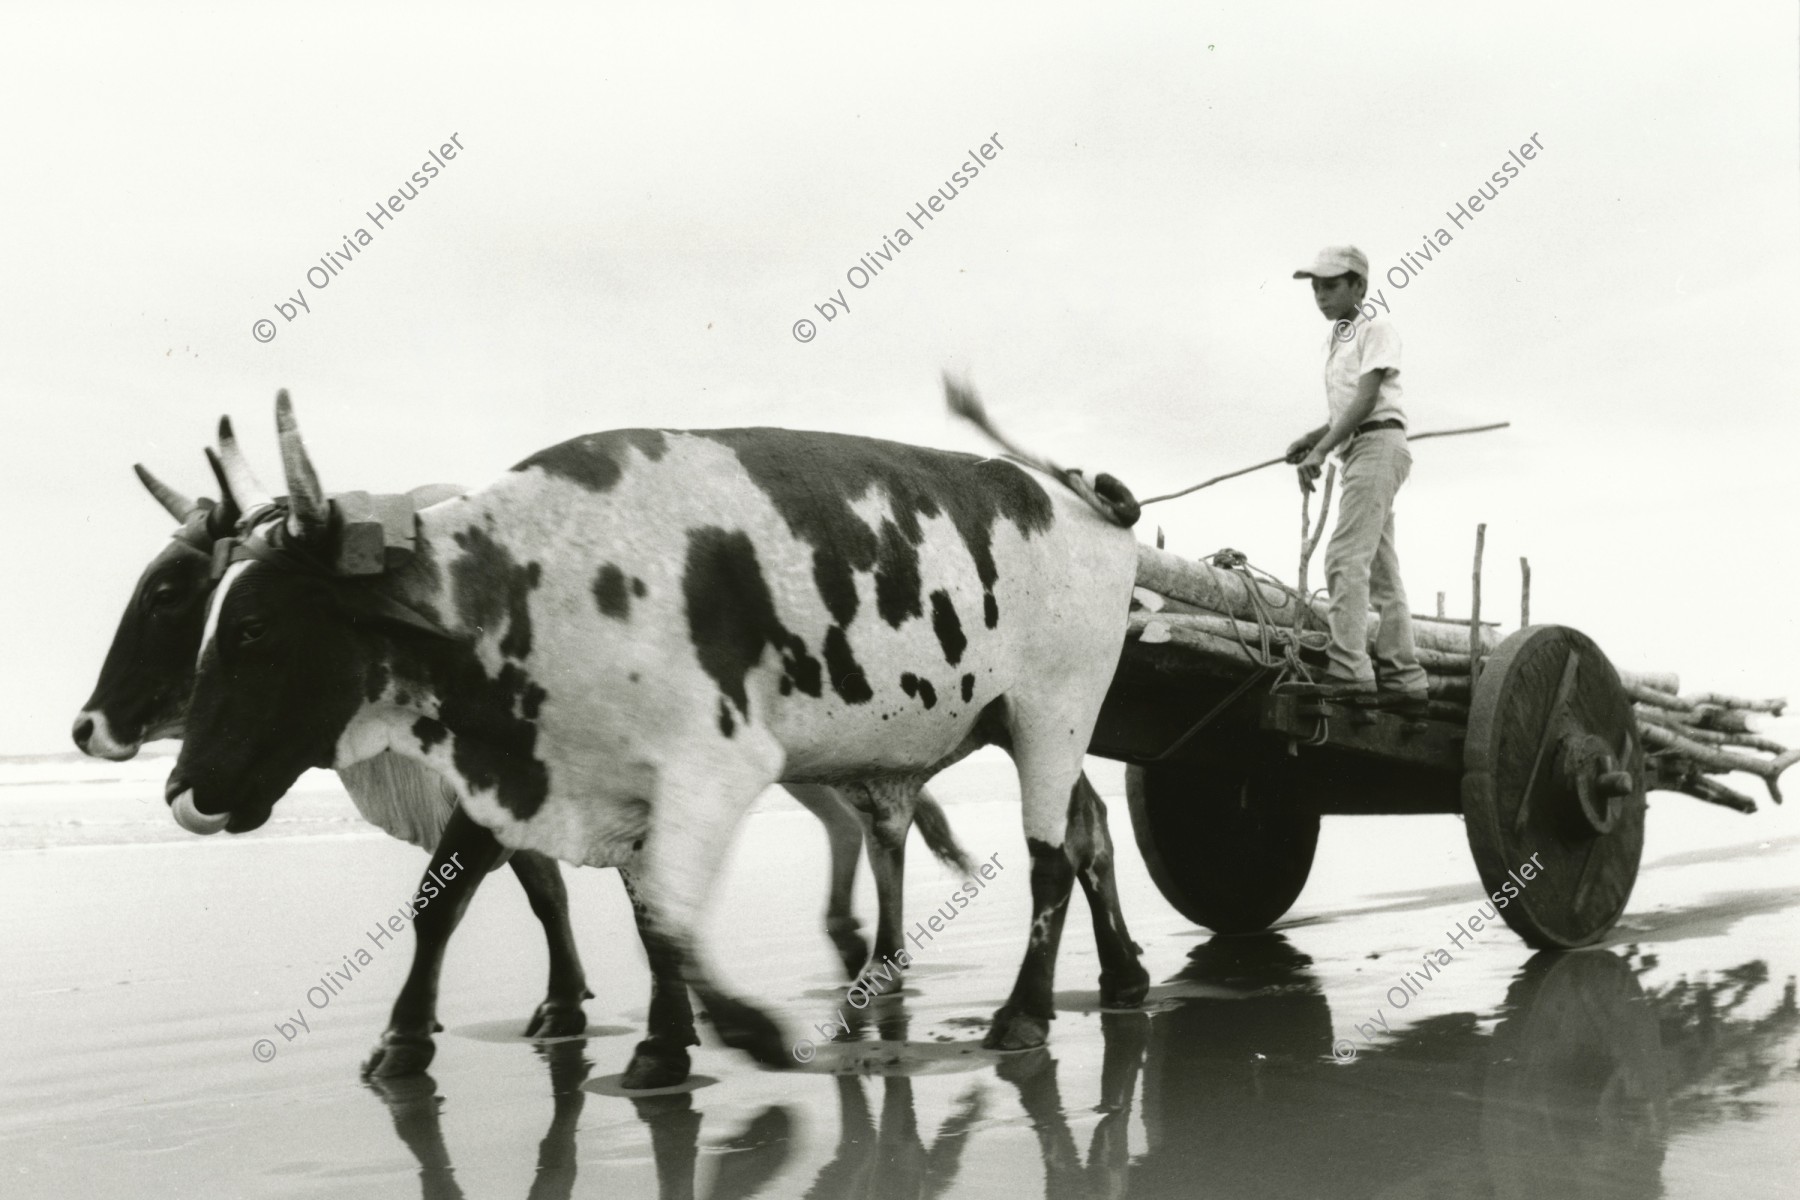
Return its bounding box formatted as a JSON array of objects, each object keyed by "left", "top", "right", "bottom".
[{"left": 167, "top": 391, "right": 1142, "bottom": 1067}]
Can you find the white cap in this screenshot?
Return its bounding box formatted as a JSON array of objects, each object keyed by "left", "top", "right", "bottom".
[{"left": 1293, "top": 245, "right": 1369, "bottom": 279}]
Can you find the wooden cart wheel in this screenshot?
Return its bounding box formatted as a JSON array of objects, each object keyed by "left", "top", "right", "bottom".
[
  {"left": 1126, "top": 761, "right": 1319, "bottom": 934},
  {"left": 1462, "top": 626, "right": 1647, "bottom": 949}
]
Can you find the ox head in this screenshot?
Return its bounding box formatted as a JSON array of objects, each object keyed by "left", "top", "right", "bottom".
[
  {"left": 71, "top": 420, "right": 275, "bottom": 759},
  {"left": 165, "top": 393, "right": 448, "bottom": 836}
]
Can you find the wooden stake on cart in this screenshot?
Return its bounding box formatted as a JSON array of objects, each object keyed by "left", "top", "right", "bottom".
[
  {"left": 1436, "top": 591, "right": 1446, "bottom": 618},
  {"left": 1520, "top": 557, "right": 1531, "bottom": 627},
  {"left": 1296, "top": 464, "right": 1336, "bottom": 603},
  {"left": 1469, "top": 524, "right": 1487, "bottom": 694}
]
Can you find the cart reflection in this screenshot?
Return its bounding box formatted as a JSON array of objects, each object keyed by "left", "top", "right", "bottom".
[{"left": 360, "top": 937, "right": 1797, "bottom": 1199}]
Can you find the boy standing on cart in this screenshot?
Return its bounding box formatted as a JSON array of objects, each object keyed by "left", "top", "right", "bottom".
[{"left": 1283, "top": 245, "right": 1430, "bottom": 713}]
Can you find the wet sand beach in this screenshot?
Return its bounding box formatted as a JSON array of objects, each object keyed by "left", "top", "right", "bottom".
[{"left": 3, "top": 747, "right": 1796, "bottom": 1199}]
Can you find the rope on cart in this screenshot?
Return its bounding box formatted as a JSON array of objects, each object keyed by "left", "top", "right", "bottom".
[{"left": 1199, "top": 548, "right": 1330, "bottom": 690}]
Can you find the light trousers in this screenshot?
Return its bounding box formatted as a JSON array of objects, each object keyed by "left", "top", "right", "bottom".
[{"left": 1323, "top": 429, "right": 1429, "bottom": 693}]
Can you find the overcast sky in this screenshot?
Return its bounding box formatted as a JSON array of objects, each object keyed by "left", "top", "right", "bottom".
[{"left": 3, "top": 3, "right": 1795, "bottom": 755}]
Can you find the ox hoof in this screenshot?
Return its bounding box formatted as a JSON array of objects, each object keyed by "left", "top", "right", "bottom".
[
  {"left": 982, "top": 1005, "right": 1050, "bottom": 1051},
  {"left": 622, "top": 1039, "right": 692, "bottom": 1090},
  {"left": 708, "top": 996, "right": 791, "bottom": 1069},
  {"left": 361, "top": 1030, "right": 438, "bottom": 1079},
  {"left": 826, "top": 918, "right": 871, "bottom": 980},
  {"left": 525, "top": 990, "right": 593, "bottom": 1039},
  {"left": 1099, "top": 964, "right": 1151, "bottom": 1009}
]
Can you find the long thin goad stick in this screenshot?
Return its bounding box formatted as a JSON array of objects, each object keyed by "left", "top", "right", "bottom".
[{"left": 1140, "top": 421, "right": 1511, "bottom": 506}]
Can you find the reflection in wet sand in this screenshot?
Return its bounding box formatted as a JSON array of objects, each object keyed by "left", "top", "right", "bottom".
[
  {"left": 360, "top": 937, "right": 1798, "bottom": 1199},
  {"left": 369, "top": 1038, "right": 791, "bottom": 1200}
]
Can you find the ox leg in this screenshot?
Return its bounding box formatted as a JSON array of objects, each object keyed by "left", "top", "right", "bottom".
[
  {"left": 783, "top": 782, "right": 871, "bottom": 978},
  {"left": 637, "top": 744, "right": 791, "bottom": 1070},
  {"left": 364, "top": 805, "right": 508, "bottom": 1079},
  {"left": 844, "top": 779, "right": 919, "bottom": 973},
  {"left": 985, "top": 711, "right": 1086, "bottom": 1052},
  {"left": 618, "top": 867, "right": 700, "bottom": 1090},
  {"left": 507, "top": 851, "right": 595, "bottom": 1038},
  {"left": 1067, "top": 774, "right": 1150, "bottom": 1008}
]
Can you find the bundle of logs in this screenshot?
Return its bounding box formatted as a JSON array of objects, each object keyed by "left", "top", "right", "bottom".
[{"left": 1131, "top": 542, "right": 1798, "bottom": 814}]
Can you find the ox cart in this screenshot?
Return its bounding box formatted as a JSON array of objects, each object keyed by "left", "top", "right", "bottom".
[{"left": 1088, "top": 542, "right": 1792, "bottom": 950}]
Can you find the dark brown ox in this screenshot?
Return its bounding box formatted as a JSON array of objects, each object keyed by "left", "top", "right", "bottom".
[{"left": 165, "top": 392, "right": 1147, "bottom": 1073}]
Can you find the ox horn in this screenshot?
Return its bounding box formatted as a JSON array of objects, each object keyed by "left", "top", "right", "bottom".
[
  {"left": 216, "top": 414, "right": 275, "bottom": 513},
  {"left": 133, "top": 463, "right": 200, "bottom": 521},
  {"left": 202, "top": 448, "right": 241, "bottom": 535},
  {"left": 275, "top": 389, "right": 328, "bottom": 538}
]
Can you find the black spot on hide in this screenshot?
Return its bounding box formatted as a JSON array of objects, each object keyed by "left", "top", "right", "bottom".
[
  {"left": 413, "top": 716, "right": 448, "bottom": 751},
  {"left": 450, "top": 525, "right": 541, "bottom": 660},
  {"left": 930, "top": 590, "right": 966, "bottom": 665},
  {"left": 512, "top": 429, "right": 669, "bottom": 492},
  {"left": 823, "top": 626, "right": 872, "bottom": 704},
  {"left": 593, "top": 563, "right": 631, "bottom": 619},
  {"left": 693, "top": 429, "right": 1054, "bottom": 635},
  {"left": 683, "top": 526, "right": 823, "bottom": 718}
]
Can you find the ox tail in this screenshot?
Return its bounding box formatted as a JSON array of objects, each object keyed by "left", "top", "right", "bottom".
[
  {"left": 943, "top": 375, "right": 1141, "bottom": 528},
  {"left": 912, "top": 791, "right": 976, "bottom": 876}
]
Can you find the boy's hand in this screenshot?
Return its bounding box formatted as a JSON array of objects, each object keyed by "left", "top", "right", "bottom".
[
  {"left": 1284, "top": 434, "right": 1318, "bottom": 464},
  {"left": 1296, "top": 447, "right": 1328, "bottom": 493}
]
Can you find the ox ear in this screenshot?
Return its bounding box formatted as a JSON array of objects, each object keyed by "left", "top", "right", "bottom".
[
  {"left": 275, "top": 390, "right": 329, "bottom": 541},
  {"left": 202, "top": 448, "right": 241, "bottom": 537},
  {"left": 133, "top": 463, "right": 200, "bottom": 522}
]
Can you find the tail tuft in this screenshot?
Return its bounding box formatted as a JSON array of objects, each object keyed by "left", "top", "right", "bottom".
[{"left": 912, "top": 793, "right": 975, "bottom": 875}]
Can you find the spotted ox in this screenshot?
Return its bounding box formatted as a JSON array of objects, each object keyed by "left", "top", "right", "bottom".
[
  {"left": 167, "top": 392, "right": 1147, "bottom": 1070},
  {"left": 71, "top": 434, "right": 981, "bottom": 1083}
]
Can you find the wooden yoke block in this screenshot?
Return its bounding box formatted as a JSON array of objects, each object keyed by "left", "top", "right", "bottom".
[
  {"left": 330, "top": 491, "right": 386, "bottom": 575},
  {"left": 330, "top": 491, "right": 424, "bottom": 575}
]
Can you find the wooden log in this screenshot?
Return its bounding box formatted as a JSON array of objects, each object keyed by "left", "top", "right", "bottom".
[
  {"left": 1692, "top": 706, "right": 1759, "bottom": 735},
  {"left": 1132, "top": 611, "right": 1308, "bottom": 655},
  {"left": 1681, "top": 692, "right": 1787, "bottom": 715},
  {"left": 1131, "top": 609, "right": 1475, "bottom": 674},
  {"left": 1632, "top": 706, "right": 1791, "bottom": 753},
  {"left": 1135, "top": 544, "right": 1502, "bottom": 655},
  {"left": 1132, "top": 614, "right": 1267, "bottom": 670},
  {"left": 1672, "top": 775, "right": 1758, "bottom": 814},
  {"left": 1639, "top": 724, "right": 1790, "bottom": 803},
  {"left": 1136, "top": 543, "right": 1309, "bottom": 626},
  {"left": 1627, "top": 684, "right": 1695, "bottom": 712},
  {"left": 1427, "top": 675, "right": 1471, "bottom": 701},
  {"left": 1635, "top": 703, "right": 1759, "bottom": 736},
  {"left": 1620, "top": 669, "right": 1680, "bottom": 695}
]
